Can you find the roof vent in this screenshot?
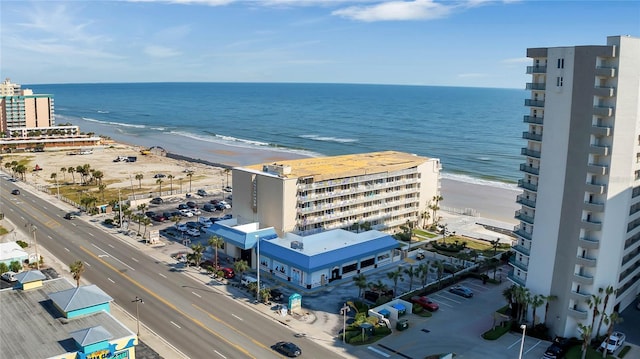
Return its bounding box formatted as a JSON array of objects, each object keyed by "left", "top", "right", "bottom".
[{"left": 291, "top": 241, "right": 303, "bottom": 250}]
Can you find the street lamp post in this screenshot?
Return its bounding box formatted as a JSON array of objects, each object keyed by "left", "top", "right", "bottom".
[
  {"left": 255, "top": 234, "right": 260, "bottom": 303},
  {"left": 518, "top": 324, "right": 527, "bottom": 359},
  {"left": 25, "top": 223, "right": 40, "bottom": 270},
  {"left": 132, "top": 296, "right": 144, "bottom": 337},
  {"left": 340, "top": 303, "right": 351, "bottom": 344}
]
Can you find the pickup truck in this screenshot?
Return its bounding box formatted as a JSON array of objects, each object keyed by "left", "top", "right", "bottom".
[{"left": 600, "top": 332, "right": 625, "bottom": 354}]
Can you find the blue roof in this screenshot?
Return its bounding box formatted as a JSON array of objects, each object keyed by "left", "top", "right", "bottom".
[
  {"left": 15, "top": 270, "right": 46, "bottom": 283},
  {"left": 69, "top": 325, "right": 113, "bottom": 346},
  {"left": 48, "top": 285, "right": 113, "bottom": 313},
  {"left": 205, "top": 225, "right": 278, "bottom": 250},
  {"left": 260, "top": 234, "right": 399, "bottom": 272}
]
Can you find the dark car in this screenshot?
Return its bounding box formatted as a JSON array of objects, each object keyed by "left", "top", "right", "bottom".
[
  {"left": 186, "top": 221, "right": 200, "bottom": 229},
  {"left": 203, "top": 203, "right": 215, "bottom": 212},
  {"left": 177, "top": 203, "right": 189, "bottom": 210},
  {"left": 221, "top": 214, "right": 233, "bottom": 220},
  {"left": 186, "top": 201, "right": 198, "bottom": 209},
  {"left": 162, "top": 212, "right": 174, "bottom": 220},
  {"left": 410, "top": 296, "right": 439, "bottom": 311},
  {"left": 270, "top": 288, "right": 284, "bottom": 301},
  {"left": 209, "top": 199, "right": 220, "bottom": 204},
  {"left": 64, "top": 212, "right": 76, "bottom": 220},
  {"left": 150, "top": 197, "right": 163, "bottom": 204},
  {"left": 272, "top": 341, "right": 301, "bottom": 357},
  {"left": 152, "top": 214, "right": 166, "bottom": 222},
  {"left": 543, "top": 336, "right": 577, "bottom": 359},
  {"left": 449, "top": 285, "right": 473, "bottom": 298},
  {"left": 11, "top": 189, "right": 20, "bottom": 195},
  {"left": 145, "top": 211, "right": 156, "bottom": 218},
  {"left": 153, "top": 173, "right": 166, "bottom": 178}
]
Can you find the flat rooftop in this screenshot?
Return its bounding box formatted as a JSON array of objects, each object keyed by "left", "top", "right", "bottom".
[
  {"left": 242, "top": 150, "right": 432, "bottom": 182},
  {"left": 279, "top": 229, "right": 389, "bottom": 256},
  {"left": 0, "top": 278, "right": 133, "bottom": 358}
]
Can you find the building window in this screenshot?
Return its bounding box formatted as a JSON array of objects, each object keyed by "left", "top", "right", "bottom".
[
  {"left": 556, "top": 77, "right": 563, "bottom": 87},
  {"left": 557, "top": 58, "right": 564, "bottom": 68}
]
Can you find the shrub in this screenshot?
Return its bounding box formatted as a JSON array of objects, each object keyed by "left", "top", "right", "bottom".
[
  {"left": 374, "top": 326, "right": 392, "bottom": 335},
  {"left": 482, "top": 323, "right": 511, "bottom": 340},
  {"left": 16, "top": 240, "right": 28, "bottom": 248},
  {"left": 619, "top": 345, "right": 631, "bottom": 358}
]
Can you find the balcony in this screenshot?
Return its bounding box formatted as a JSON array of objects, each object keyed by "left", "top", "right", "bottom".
[
  {"left": 515, "top": 210, "right": 535, "bottom": 225},
  {"left": 576, "top": 255, "right": 597, "bottom": 267},
  {"left": 520, "top": 163, "right": 540, "bottom": 175},
  {"left": 513, "top": 226, "right": 533, "bottom": 240},
  {"left": 578, "top": 237, "right": 600, "bottom": 250},
  {"left": 573, "top": 272, "right": 594, "bottom": 285},
  {"left": 526, "top": 83, "right": 546, "bottom": 90},
  {"left": 589, "top": 144, "right": 610, "bottom": 156},
  {"left": 523, "top": 115, "right": 544, "bottom": 125},
  {"left": 585, "top": 182, "right": 606, "bottom": 195},
  {"left": 595, "top": 66, "right": 616, "bottom": 78},
  {"left": 517, "top": 179, "right": 538, "bottom": 192},
  {"left": 594, "top": 86, "right": 615, "bottom": 97},
  {"left": 594, "top": 106, "right": 614, "bottom": 117},
  {"left": 516, "top": 195, "right": 536, "bottom": 209},
  {"left": 521, "top": 148, "right": 541, "bottom": 159},
  {"left": 522, "top": 131, "right": 543, "bottom": 142},
  {"left": 526, "top": 66, "right": 547, "bottom": 74},
  {"left": 525, "top": 99, "right": 545, "bottom": 108},
  {"left": 587, "top": 163, "right": 608, "bottom": 176},
  {"left": 591, "top": 124, "right": 611, "bottom": 137},
  {"left": 583, "top": 200, "right": 604, "bottom": 213},
  {"left": 509, "top": 257, "right": 529, "bottom": 271},
  {"left": 570, "top": 290, "right": 590, "bottom": 301},
  {"left": 568, "top": 307, "right": 588, "bottom": 320},
  {"left": 512, "top": 244, "right": 531, "bottom": 256},
  {"left": 582, "top": 218, "right": 603, "bottom": 231},
  {"left": 507, "top": 271, "right": 527, "bottom": 286}
]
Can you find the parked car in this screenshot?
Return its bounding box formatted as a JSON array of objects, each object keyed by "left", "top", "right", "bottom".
[
  {"left": 186, "top": 221, "right": 200, "bottom": 229},
  {"left": 219, "top": 200, "right": 231, "bottom": 208},
  {"left": 219, "top": 267, "right": 235, "bottom": 279},
  {"left": 179, "top": 209, "right": 194, "bottom": 217},
  {"left": 415, "top": 250, "right": 426, "bottom": 260},
  {"left": 197, "top": 189, "right": 208, "bottom": 196},
  {"left": 153, "top": 173, "right": 166, "bottom": 178},
  {"left": 410, "top": 296, "right": 439, "bottom": 311},
  {"left": 600, "top": 332, "right": 625, "bottom": 354},
  {"left": 186, "top": 201, "right": 198, "bottom": 209},
  {"left": 203, "top": 204, "right": 215, "bottom": 212},
  {"left": 177, "top": 203, "right": 189, "bottom": 210},
  {"left": 272, "top": 341, "right": 301, "bottom": 357},
  {"left": 176, "top": 224, "right": 188, "bottom": 232},
  {"left": 191, "top": 208, "right": 202, "bottom": 215},
  {"left": 270, "top": 288, "right": 284, "bottom": 301},
  {"left": 63, "top": 212, "right": 76, "bottom": 220},
  {"left": 543, "top": 336, "right": 577, "bottom": 359},
  {"left": 209, "top": 199, "right": 220, "bottom": 204},
  {"left": 221, "top": 214, "right": 233, "bottom": 220},
  {"left": 449, "top": 285, "right": 474, "bottom": 298},
  {"left": 145, "top": 211, "right": 156, "bottom": 218},
  {"left": 186, "top": 228, "right": 201, "bottom": 237},
  {"left": 198, "top": 217, "right": 213, "bottom": 227},
  {"left": 11, "top": 189, "right": 20, "bottom": 195},
  {"left": 1, "top": 271, "right": 18, "bottom": 282},
  {"left": 152, "top": 214, "right": 166, "bottom": 222},
  {"left": 150, "top": 197, "right": 163, "bottom": 204},
  {"left": 223, "top": 186, "right": 233, "bottom": 192}
]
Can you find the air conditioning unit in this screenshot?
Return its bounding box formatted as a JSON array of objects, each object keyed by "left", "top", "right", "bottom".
[{"left": 291, "top": 241, "right": 303, "bottom": 250}]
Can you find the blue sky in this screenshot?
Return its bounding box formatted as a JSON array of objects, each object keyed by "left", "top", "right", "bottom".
[{"left": 1, "top": 0, "right": 638, "bottom": 88}]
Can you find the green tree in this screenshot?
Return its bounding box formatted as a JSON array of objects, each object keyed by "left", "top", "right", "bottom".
[
  {"left": 403, "top": 265, "right": 419, "bottom": 292},
  {"left": 352, "top": 273, "right": 367, "bottom": 298},
  {"left": 259, "top": 287, "right": 272, "bottom": 303},
  {"left": 577, "top": 323, "right": 592, "bottom": 359},
  {"left": 207, "top": 235, "right": 224, "bottom": 269},
  {"left": 135, "top": 173, "right": 144, "bottom": 189},
  {"left": 190, "top": 243, "right": 205, "bottom": 267},
  {"left": 167, "top": 174, "right": 174, "bottom": 194},
  {"left": 602, "top": 312, "right": 623, "bottom": 359},
  {"left": 98, "top": 184, "right": 106, "bottom": 202},
  {"left": 156, "top": 178, "right": 164, "bottom": 196},
  {"left": 490, "top": 238, "right": 500, "bottom": 257},
  {"left": 142, "top": 217, "right": 152, "bottom": 240},
  {"left": 429, "top": 195, "right": 443, "bottom": 224},
  {"left": 0, "top": 262, "right": 8, "bottom": 274},
  {"left": 92, "top": 170, "right": 104, "bottom": 186},
  {"left": 530, "top": 294, "right": 545, "bottom": 326},
  {"left": 69, "top": 260, "right": 85, "bottom": 287},
  {"left": 67, "top": 166, "right": 76, "bottom": 184},
  {"left": 596, "top": 286, "right": 616, "bottom": 337},
  {"left": 233, "top": 259, "right": 249, "bottom": 279},
  {"left": 9, "top": 260, "right": 21, "bottom": 273},
  {"left": 386, "top": 267, "right": 404, "bottom": 296},
  {"left": 60, "top": 167, "right": 67, "bottom": 182},
  {"left": 431, "top": 260, "right": 445, "bottom": 289},
  {"left": 417, "top": 263, "right": 429, "bottom": 287},
  {"left": 587, "top": 294, "right": 602, "bottom": 339}
]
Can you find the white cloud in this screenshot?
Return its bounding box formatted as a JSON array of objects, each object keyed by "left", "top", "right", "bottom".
[
  {"left": 332, "top": 0, "right": 454, "bottom": 22},
  {"left": 144, "top": 45, "right": 182, "bottom": 58},
  {"left": 127, "top": 0, "right": 236, "bottom": 6},
  {"left": 502, "top": 57, "right": 530, "bottom": 64}
]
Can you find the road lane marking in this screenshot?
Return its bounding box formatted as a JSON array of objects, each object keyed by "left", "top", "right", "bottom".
[
  {"left": 80, "top": 246, "right": 255, "bottom": 358},
  {"left": 108, "top": 243, "right": 114, "bottom": 248},
  {"left": 85, "top": 262, "right": 92, "bottom": 267},
  {"left": 232, "top": 314, "right": 243, "bottom": 321},
  {"left": 107, "top": 278, "right": 115, "bottom": 283},
  {"left": 131, "top": 257, "right": 139, "bottom": 262},
  {"left": 193, "top": 304, "right": 271, "bottom": 352},
  {"left": 159, "top": 273, "right": 167, "bottom": 278},
  {"left": 192, "top": 292, "right": 202, "bottom": 298},
  {"left": 48, "top": 235, "right": 53, "bottom": 239},
  {"left": 90, "top": 243, "right": 135, "bottom": 271},
  {"left": 214, "top": 350, "right": 227, "bottom": 358},
  {"left": 171, "top": 321, "right": 181, "bottom": 329},
  {"left": 64, "top": 247, "right": 70, "bottom": 252},
  {"left": 89, "top": 232, "right": 95, "bottom": 237}
]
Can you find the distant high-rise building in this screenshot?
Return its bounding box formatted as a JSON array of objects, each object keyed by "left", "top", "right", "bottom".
[
  {"left": 0, "top": 78, "right": 55, "bottom": 131},
  {"left": 511, "top": 35, "right": 640, "bottom": 337}
]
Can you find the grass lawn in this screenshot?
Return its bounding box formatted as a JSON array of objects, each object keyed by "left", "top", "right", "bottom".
[{"left": 565, "top": 346, "right": 616, "bottom": 359}]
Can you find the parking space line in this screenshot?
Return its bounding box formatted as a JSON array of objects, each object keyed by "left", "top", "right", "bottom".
[
  {"left": 525, "top": 340, "right": 542, "bottom": 354},
  {"left": 433, "top": 293, "right": 462, "bottom": 304},
  {"left": 507, "top": 337, "right": 522, "bottom": 349},
  {"left": 367, "top": 346, "right": 391, "bottom": 357}
]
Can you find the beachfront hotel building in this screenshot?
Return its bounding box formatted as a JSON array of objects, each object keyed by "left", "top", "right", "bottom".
[
  {"left": 511, "top": 35, "right": 640, "bottom": 337},
  {"left": 0, "top": 78, "right": 101, "bottom": 151},
  {"left": 231, "top": 151, "right": 441, "bottom": 237}
]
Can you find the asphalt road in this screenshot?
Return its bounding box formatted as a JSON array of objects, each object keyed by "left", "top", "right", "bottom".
[{"left": 1, "top": 179, "right": 337, "bottom": 358}]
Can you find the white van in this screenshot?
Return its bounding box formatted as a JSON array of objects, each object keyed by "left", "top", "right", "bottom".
[{"left": 241, "top": 274, "right": 257, "bottom": 287}]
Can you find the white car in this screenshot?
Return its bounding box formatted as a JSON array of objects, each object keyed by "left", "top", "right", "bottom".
[
  {"left": 1, "top": 271, "right": 18, "bottom": 282},
  {"left": 600, "top": 332, "right": 625, "bottom": 354},
  {"left": 180, "top": 209, "right": 194, "bottom": 217},
  {"left": 191, "top": 208, "right": 202, "bottom": 215},
  {"left": 198, "top": 217, "right": 213, "bottom": 227},
  {"left": 186, "top": 228, "right": 201, "bottom": 237},
  {"left": 218, "top": 201, "right": 231, "bottom": 209}
]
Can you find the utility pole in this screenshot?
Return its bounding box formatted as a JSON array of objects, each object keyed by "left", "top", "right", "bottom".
[
  {"left": 341, "top": 303, "right": 351, "bottom": 344},
  {"left": 25, "top": 223, "right": 40, "bottom": 270},
  {"left": 132, "top": 296, "right": 144, "bottom": 337},
  {"left": 118, "top": 189, "right": 123, "bottom": 229},
  {"left": 256, "top": 234, "right": 260, "bottom": 303}
]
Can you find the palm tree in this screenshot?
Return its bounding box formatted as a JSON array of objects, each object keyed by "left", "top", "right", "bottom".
[
  {"left": 490, "top": 238, "right": 500, "bottom": 257},
  {"left": 224, "top": 168, "right": 231, "bottom": 188},
  {"left": 596, "top": 286, "right": 616, "bottom": 337},
  {"left": 92, "top": 170, "right": 104, "bottom": 187},
  {"left": 403, "top": 265, "right": 419, "bottom": 292},
  {"left": 352, "top": 273, "right": 367, "bottom": 298},
  {"left": 190, "top": 243, "right": 205, "bottom": 267},
  {"left": 417, "top": 263, "right": 429, "bottom": 287},
  {"left": 60, "top": 167, "right": 67, "bottom": 182},
  {"left": 67, "top": 166, "right": 76, "bottom": 183},
  {"left": 259, "top": 287, "right": 272, "bottom": 304},
  {"left": 69, "top": 260, "right": 85, "bottom": 287},
  {"left": 502, "top": 285, "right": 515, "bottom": 317},
  {"left": 142, "top": 217, "right": 152, "bottom": 240},
  {"left": 602, "top": 312, "right": 623, "bottom": 359},
  {"left": 50, "top": 172, "right": 57, "bottom": 183},
  {"left": 208, "top": 235, "right": 224, "bottom": 269},
  {"left": 187, "top": 172, "right": 193, "bottom": 193},
  {"left": 578, "top": 323, "right": 592, "bottom": 359},
  {"left": 133, "top": 213, "right": 143, "bottom": 234},
  {"left": 156, "top": 178, "right": 164, "bottom": 196},
  {"left": 431, "top": 260, "right": 445, "bottom": 289},
  {"left": 587, "top": 294, "right": 602, "bottom": 339},
  {"left": 386, "top": 267, "right": 404, "bottom": 296},
  {"left": 98, "top": 184, "right": 106, "bottom": 202},
  {"left": 530, "top": 294, "right": 545, "bottom": 325},
  {"left": 233, "top": 259, "right": 249, "bottom": 279},
  {"left": 167, "top": 174, "right": 174, "bottom": 194},
  {"left": 368, "top": 279, "right": 389, "bottom": 295},
  {"left": 135, "top": 173, "right": 144, "bottom": 189},
  {"left": 429, "top": 195, "right": 443, "bottom": 224}
]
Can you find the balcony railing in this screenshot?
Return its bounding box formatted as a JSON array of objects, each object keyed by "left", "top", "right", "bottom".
[
  {"left": 525, "top": 99, "right": 545, "bottom": 108},
  {"left": 576, "top": 255, "right": 597, "bottom": 267},
  {"left": 512, "top": 244, "right": 531, "bottom": 256},
  {"left": 594, "top": 86, "right": 615, "bottom": 97},
  {"left": 509, "top": 257, "right": 529, "bottom": 272},
  {"left": 573, "top": 272, "right": 594, "bottom": 285},
  {"left": 568, "top": 307, "right": 588, "bottom": 320},
  {"left": 587, "top": 163, "right": 608, "bottom": 176},
  {"left": 507, "top": 271, "right": 527, "bottom": 286},
  {"left": 523, "top": 115, "right": 544, "bottom": 125},
  {"left": 526, "top": 83, "right": 546, "bottom": 90},
  {"left": 595, "top": 66, "right": 616, "bottom": 78},
  {"left": 522, "top": 132, "right": 543, "bottom": 142},
  {"left": 583, "top": 201, "right": 604, "bottom": 213},
  {"left": 578, "top": 237, "right": 600, "bottom": 250},
  {"left": 526, "top": 66, "right": 547, "bottom": 74},
  {"left": 521, "top": 148, "right": 541, "bottom": 159},
  {"left": 515, "top": 210, "right": 535, "bottom": 225},
  {"left": 582, "top": 218, "right": 602, "bottom": 231},
  {"left": 593, "top": 106, "right": 614, "bottom": 117},
  {"left": 517, "top": 179, "right": 538, "bottom": 192},
  {"left": 520, "top": 163, "right": 540, "bottom": 175},
  {"left": 589, "top": 144, "right": 610, "bottom": 156},
  {"left": 513, "top": 226, "right": 533, "bottom": 240},
  {"left": 591, "top": 124, "right": 611, "bottom": 137},
  {"left": 585, "top": 182, "right": 606, "bottom": 195},
  {"left": 516, "top": 195, "right": 536, "bottom": 208}
]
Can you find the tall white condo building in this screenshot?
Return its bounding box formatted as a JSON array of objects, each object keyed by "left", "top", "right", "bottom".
[{"left": 511, "top": 35, "right": 640, "bottom": 337}]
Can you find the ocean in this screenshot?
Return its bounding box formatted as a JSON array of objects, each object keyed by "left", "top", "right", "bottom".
[{"left": 28, "top": 82, "right": 526, "bottom": 188}]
